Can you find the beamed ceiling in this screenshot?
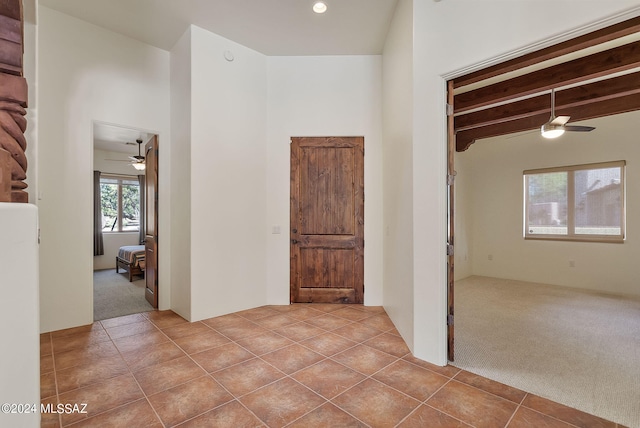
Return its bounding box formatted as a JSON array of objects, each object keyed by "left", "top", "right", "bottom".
[{"left": 451, "top": 16, "right": 640, "bottom": 152}]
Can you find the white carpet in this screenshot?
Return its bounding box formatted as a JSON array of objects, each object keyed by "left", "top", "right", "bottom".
[
  {"left": 453, "top": 276, "right": 640, "bottom": 428},
  {"left": 93, "top": 269, "right": 154, "bottom": 321}
]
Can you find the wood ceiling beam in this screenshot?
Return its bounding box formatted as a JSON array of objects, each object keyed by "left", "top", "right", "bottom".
[
  {"left": 453, "top": 16, "right": 640, "bottom": 89},
  {"left": 456, "top": 93, "right": 640, "bottom": 152},
  {"left": 454, "top": 40, "right": 640, "bottom": 114},
  {"left": 454, "top": 71, "right": 640, "bottom": 132}
]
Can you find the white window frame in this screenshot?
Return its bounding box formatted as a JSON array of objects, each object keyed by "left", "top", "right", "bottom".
[
  {"left": 100, "top": 174, "right": 141, "bottom": 233},
  {"left": 524, "top": 160, "right": 625, "bottom": 243}
]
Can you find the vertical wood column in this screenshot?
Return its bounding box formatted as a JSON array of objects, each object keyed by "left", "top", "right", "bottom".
[
  {"left": 0, "top": 0, "right": 29, "bottom": 203},
  {"left": 0, "top": 148, "right": 10, "bottom": 201}
]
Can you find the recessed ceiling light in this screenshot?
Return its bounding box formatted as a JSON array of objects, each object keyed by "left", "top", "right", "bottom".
[{"left": 313, "top": 1, "right": 327, "bottom": 14}]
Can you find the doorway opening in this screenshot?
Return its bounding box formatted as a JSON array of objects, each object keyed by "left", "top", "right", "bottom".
[
  {"left": 446, "top": 13, "right": 640, "bottom": 361},
  {"left": 445, "top": 14, "right": 640, "bottom": 427},
  {"left": 92, "top": 121, "right": 159, "bottom": 321}
]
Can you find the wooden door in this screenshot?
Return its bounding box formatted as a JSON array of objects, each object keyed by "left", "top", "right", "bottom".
[
  {"left": 290, "top": 137, "right": 364, "bottom": 304},
  {"left": 145, "top": 136, "right": 158, "bottom": 308}
]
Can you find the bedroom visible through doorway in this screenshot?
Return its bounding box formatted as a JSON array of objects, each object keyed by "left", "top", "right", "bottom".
[{"left": 92, "top": 122, "right": 158, "bottom": 321}]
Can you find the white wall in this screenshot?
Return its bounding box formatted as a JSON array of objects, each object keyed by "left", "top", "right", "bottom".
[
  {"left": 457, "top": 111, "right": 640, "bottom": 297},
  {"left": 390, "top": 0, "right": 640, "bottom": 364},
  {"left": 0, "top": 204, "right": 39, "bottom": 428},
  {"left": 266, "top": 55, "right": 383, "bottom": 306},
  {"left": 189, "top": 26, "right": 268, "bottom": 320},
  {"left": 37, "top": 7, "right": 170, "bottom": 332},
  {"left": 453, "top": 151, "right": 472, "bottom": 279},
  {"left": 381, "top": 0, "right": 415, "bottom": 349},
  {"left": 2, "top": 5, "right": 40, "bottom": 426},
  {"left": 169, "top": 28, "right": 192, "bottom": 320}
]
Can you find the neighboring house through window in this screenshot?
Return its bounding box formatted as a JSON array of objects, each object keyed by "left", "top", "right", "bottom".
[{"left": 524, "top": 160, "right": 625, "bottom": 243}]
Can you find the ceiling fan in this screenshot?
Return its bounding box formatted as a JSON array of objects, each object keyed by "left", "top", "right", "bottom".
[
  {"left": 129, "top": 139, "right": 146, "bottom": 171},
  {"left": 541, "top": 89, "right": 595, "bottom": 139}
]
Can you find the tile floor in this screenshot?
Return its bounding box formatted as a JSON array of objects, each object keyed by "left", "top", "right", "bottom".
[{"left": 40, "top": 304, "right": 623, "bottom": 427}]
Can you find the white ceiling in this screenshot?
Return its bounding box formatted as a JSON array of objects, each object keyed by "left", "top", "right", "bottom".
[
  {"left": 63, "top": 1, "right": 396, "bottom": 153},
  {"left": 93, "top": 123, "right": 153, "bottom": 154},
  {"left": 38, "top": 0, "right": 400, "bottom": 55},
  {"left": 47, "top": 0, "right": 630, "bottom": 149}
]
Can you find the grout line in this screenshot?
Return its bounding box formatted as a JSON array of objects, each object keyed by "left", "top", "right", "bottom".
[
  {"left": 401, "top": 357, "right": 461, "bottom": 379},
  {"left": 421, "top": 403, "right": 475, "bottom": 428},
  {"left": 515, "top": 398, "right": 589, "bottom": 428},
  {"left": 444, "top": 377, "right": 524, "bottom": 406},
  {"left": 62, "top": 398, "right": 151, "bottom": 427},
  {"left": 210, "top": 308, "right": 397, "bottom": 427},
  {"left": 503, "top": 403, "right": 521, "bottom": 427},
  {"left": 153, "top": 321, "right": 268, "bottom": 425},
  {"left": 400, "top": 378, "right": 474, "bottom": 428},
  {"left": 519, "top": 392, "right": 528, "bottom": 405},
  {"left": 52, "top": 329, "right": 164, "bottom": 427},
  {"left": 108, "top": 324, "right": 168, "bottom": 426},
  {"left": 118, "top": 339, "right": 158, "bottom": 425},
  {"left": 46, "top": 332, "right": 64, "bottom": 428},
  {"left": 47, "top": 306, "right": 619, "bottom": 428}
]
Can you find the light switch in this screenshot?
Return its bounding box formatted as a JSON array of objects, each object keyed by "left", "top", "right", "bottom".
[{"left": 272, "top": 225, "right": 281, "bottom": 234}]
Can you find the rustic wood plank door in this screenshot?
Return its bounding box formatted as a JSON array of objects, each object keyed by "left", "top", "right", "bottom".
[
  {"left": 144, "top": 136, "right": 158, "bottom": 308},
  {"left": 290, "top": 136, "right": 364, "bottom": 304}
]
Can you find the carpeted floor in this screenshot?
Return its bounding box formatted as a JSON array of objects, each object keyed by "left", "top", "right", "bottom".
[
  {"left": 93, "top": 269, "right": 154, "bottom": 321},
  {"left": 453, "top": 275, "right": 640, "bottom": 428}
]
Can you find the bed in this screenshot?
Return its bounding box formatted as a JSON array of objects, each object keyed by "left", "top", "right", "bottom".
[{"left": 116, "top": 245, "right": 146, "bottom": 282}]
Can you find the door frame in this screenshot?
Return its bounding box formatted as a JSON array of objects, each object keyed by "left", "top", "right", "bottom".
[
  {"left": 446, "top": 81, "right": 456, "bottom": 361},
  {"left": 91, "top": 121, "right": 160, "bottom": 317},
  {"left": 289, "top": 136, "right": 365, "bottom": 304},
  {"left": 442, "top": 12, "right": 640, "bottom": 362},
  {"left": 144, "top": 135, "right": 159, "bottom": 308}
]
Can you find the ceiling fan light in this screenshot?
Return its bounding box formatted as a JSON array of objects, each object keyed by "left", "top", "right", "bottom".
[
  {"left": 132, "top": 162, "right": 146, "bottom": 171},
  {"left": 313, "top": 1, "right": 327, "bottom": 13},
  {"left": 541, "top": 123, "right": 565, "bottom": 139}
]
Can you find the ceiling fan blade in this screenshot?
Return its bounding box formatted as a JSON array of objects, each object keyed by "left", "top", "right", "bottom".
[
  {"left": 564, "top": 125, "right": 595, "bottom": 132},
  {"left": 129, "top": 155, "right": 145, "bottom": 162},
  {"left": 550, "top": 116, "right": 570, "bottom": 126}
]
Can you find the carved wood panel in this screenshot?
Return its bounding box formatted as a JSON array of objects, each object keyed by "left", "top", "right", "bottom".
[{"left": 0, "top": 0, "right": 28, "bottom": 203}]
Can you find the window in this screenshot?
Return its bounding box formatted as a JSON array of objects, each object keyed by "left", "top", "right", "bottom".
[
  {"left": 524, "top": 161, "right": 625, "bottom": 242},
  {"left": 100, "top": 175, "right": 140, "bottom": 232}
]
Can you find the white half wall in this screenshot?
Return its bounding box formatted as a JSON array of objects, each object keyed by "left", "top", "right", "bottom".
[
  {"left": 457, "top": 111, "right": 640, "bottom": 297},
  {"left": 37, "top": 7, "right": 170, "bottom": 332},
  {"left": 266, "top": 55, "right": 383, "bottom": 307},
  {"left": 189, "top": 26, "right": 268, "bottom": 321},
  {"left": 0, "top": 204, "right": 39, "bottom": 428}
]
